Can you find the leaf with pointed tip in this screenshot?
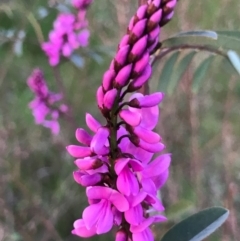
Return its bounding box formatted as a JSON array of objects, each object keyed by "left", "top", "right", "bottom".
[
  {"left": 160, "top": 207, "right": 229, "bottom": 241},
  {"left": 162, "top": 33, "right": 240, "bottom": 53},
  {"left": 158, "top": 52, "right": 180, "bottom": 92},
  {"left": 175, "top": 30, "right": 218, "bottom": 40},
  {"left": 192, "top": 56, "right": 214, "bottom": 93},
  {"left": 227, "top": 50, "right": 240, "bottom": 75},
  {"left": 167, "top": 51, "right": 196, "bottom": 95}
]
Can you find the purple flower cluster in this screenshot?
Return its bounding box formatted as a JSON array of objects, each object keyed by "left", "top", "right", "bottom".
[
  {"left": 67, "top": 0, "right": 177, "bottom": 240},
  {"left": 27, "top": 68, "right": 68, "bottom": 134},
  {"left": 42, "top": 0, "right": 93, "bottom": 66}
]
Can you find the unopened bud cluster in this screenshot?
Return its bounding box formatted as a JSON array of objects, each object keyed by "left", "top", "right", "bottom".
[{"left": 67, "top": 0, "right": 177, "bottom": 240}]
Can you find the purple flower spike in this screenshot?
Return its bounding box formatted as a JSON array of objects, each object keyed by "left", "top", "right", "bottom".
[
  {"left": 103, "top": 88, "right": 118, "bottom": 110},
  {"left": 114, "top": 64, "right": 133, "bottom": 88},
  {"left": 75, "top": 128, "right": 92, "bottom": 146},
  {"left": 119, "top": 109, "right": 141, "bottom": 127},
  {"left": 68, "top": 0, "right": 177, "bottom": 239}
]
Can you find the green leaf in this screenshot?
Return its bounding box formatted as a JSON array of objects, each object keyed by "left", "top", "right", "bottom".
[
  {"left": 167, "top": 51, "right": 196, "bottom": 95},
  {"left": 175, "top": 30, "right": 218, "bottom": 40},
  {"left": 227, "top": 50, "right": 240, "bottom": 75},
  {"left": 192, "top": 56, "right": 214, "bottom": 93},
  {"left": 162, "top": 32, "right": 240, "bottom": 53},
  {"left": 216, "top": 30, "right": 240, "bottom": 39},
  {"left": 160, "top": 207, "right": 229, "bottom": 241},
  {"left": 158, "top": 51, "right": 180, "bottom": 92}
]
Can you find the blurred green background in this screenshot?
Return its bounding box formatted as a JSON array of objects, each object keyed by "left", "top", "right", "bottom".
[{"left": 0, "top": 0, "right": 239, "bottom": 240}]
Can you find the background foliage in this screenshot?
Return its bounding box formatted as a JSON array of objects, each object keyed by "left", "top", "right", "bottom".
[{"left": 0, "top": 0, "right": 239, "bottom": 240}]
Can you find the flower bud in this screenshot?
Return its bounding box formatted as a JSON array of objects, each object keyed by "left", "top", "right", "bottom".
[
  {"left": 147, "top": 9, "right": 162, "bottom": 31},
  {"left": 66, "top": 145, "right": 92, "bottom": 158},
  {"left": 133, "top": 52, "right": 150, "bottom": 76},
  {"left": 75, "top": 128, "right": 92, "bottom": 146},
  {"left": 114, "top": 64, "right": 132, "bottom": 88},
  {"left": 103, "top": 88, "right": 118, "bottom": 110},
  {"left": 86, "top": 113, "right": 101, "bottom": 132},
  {"left": 131, "top": 19, "right": 147, "bottom": 38},
  {"left": 115, "top": 45, "right": 130, "bottom": 66},
  {"left": 128, "top": 64, "right": 151, "bottom": 92},
  {"left": 128, "top": 17, "right": 135, "bottom": 31},
  {"left": 129, "top": 92, "right": 164, "bottom": 108},
  {"left": 149, "top": 26, "right": 160, "bottom": 42},
  {"left": 102, "top": 69, "right": 116, "bottom": 91},
  {"left": 129, "top": 36, "right": 147, "bottom": 62},
  {"left": 96, "top": 86, "right": 104, "bottom": 108},
  {"left": 118, "top": 35, "right": 130, "bottom": 49},
  {"left": 136, "top": 5, "right": 147, "bottom": 20}
]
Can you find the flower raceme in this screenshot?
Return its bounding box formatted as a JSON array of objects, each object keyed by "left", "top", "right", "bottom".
[
  {"left": 42, "top": 0, "right": 92, "bottom": 66},
  {"left": 27, "top": 68, "right": 68, "bottom": 134},
  {"left": 67, "top": 0, "right": 177, "bottom": 240}
]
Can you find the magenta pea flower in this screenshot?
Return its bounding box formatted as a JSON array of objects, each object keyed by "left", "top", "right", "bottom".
[
  {"left": 72, "top": 187, "right": 129, "bottom": 236},
  {"left": 67, "top": 0, "right": 177, "bottom": 240}
]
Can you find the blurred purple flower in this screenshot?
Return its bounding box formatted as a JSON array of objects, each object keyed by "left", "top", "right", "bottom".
[
  {"left": 42, "top": 0, "right": 93, "bottom": 66},
  {"left": 27, "top": 68, "right": 68, "bottom": 134}
]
